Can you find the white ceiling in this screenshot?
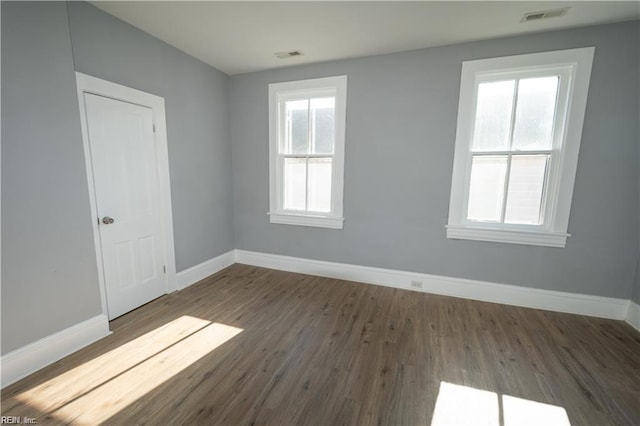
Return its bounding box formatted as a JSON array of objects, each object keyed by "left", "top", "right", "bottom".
[{"left": 91, "top": 1, "right": 639, "bottom": 75}]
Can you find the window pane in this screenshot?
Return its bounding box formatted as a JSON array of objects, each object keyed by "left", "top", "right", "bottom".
[
  {"left": 504, "top": 155, "right": 548, "bottom": 225},
  {"left": 311, "top": 97, "right": 335, "bottom": 154},
  {"left": 283, "top": 158, "right": 306, "bottom": 211},
  {"left": 471, "top": 80, "right": 515, "bottom": 152},
  {"left": 512, "top": 77, "right": 558, "bottom": 150},
  {"left": 307, "top": 158, "right": 332, "bottom": 213},
  {"left": 285, "top": 99, "right": 309, "bottom": 154},
  {"left": 467, "top": 156, "right": 508, "bottom": 222}
]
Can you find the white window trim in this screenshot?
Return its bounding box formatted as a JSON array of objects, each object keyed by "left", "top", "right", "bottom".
[
  {"left": 268, "top": 75, "right": 347, "bottom": 229},
  {"left": 447, "top": 47, "right": 595, "bottom": 248}
]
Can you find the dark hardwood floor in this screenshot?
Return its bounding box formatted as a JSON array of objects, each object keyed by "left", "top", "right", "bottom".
[{"left": 2, "top": 264, "right": 639, "bottom": 425}]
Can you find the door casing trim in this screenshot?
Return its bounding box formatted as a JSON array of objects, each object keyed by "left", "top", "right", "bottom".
[{"left": 75, "top": 72, "right": 178, "bottom": 318}]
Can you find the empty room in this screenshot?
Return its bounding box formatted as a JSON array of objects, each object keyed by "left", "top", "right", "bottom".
[{"left": 2, "top": 1, "right": 639, "bottom": 425}]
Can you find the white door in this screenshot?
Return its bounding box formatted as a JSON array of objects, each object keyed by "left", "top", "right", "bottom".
[{"left": 84, "top": 93, "right": 167, "bottom": 319}]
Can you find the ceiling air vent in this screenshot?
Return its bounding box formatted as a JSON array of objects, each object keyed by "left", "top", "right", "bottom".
[
  {"left": 275, "top": 51, "right": 304, "bottom": 59},
  {"left": 521, "top": 7, "right": 570, "bottom": 23}
]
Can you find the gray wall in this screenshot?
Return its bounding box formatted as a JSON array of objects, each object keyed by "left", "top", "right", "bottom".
[
  {"left": 1, "top": 1, "right": 234, "bottom": 354},
  {"left": 1, "top": 2, "right": 103, "bottom": 353},
  {"left": 633, "top": 262, "right": 640, "bottom": 304},
  {"left": 2, "top": 2, "right": 638, "bottom": 358},
  {"left": 67, "top": 2, "right": 234, "bottom": 272},
  {"left": 636, "top": 61, "right": 640, "bottom": 305},
  {"left": 230, "top": 21, "right": 640, "bottom": 300},
  {"left": 635, "top": 82, "right": 640, "bottom": 304}
]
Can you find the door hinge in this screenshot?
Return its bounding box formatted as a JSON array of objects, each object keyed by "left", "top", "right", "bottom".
[
  {"left": 163, "top": 265, "right": 167, "bottom": 274},
  {"left": 153, "top": 124, "right": 156, "bottom": 133}
]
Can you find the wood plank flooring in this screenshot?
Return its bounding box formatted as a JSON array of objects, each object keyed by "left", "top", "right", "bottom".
[{"left": 2, "top": 264, "right": 639, "bottom": 425}]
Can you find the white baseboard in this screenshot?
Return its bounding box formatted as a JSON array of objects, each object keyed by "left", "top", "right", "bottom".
[
  {"left": 1, "top": 314, "right": 110, "bottom": 388},
  {"left": 176, "top": 250, "right": 235, "bottom": 290},
  {"left": 0, "top": 251, "right": 234, "bottom": 389},
  {"left": 625, "top": 301, "right": 640, "bottom": 331},
  {"left": 3, "top": 251, "right": 633, "bottom": 390},
  {"left": 235, "top": 250, "right": 630, "bottom": 321}
]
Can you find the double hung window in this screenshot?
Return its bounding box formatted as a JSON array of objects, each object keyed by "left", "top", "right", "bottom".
[
  {"left": 447, "top": 48, "right": 595, "bottom": 247},
  {"left": 268, "top": 76, "right": 347, "bottom": 229}
]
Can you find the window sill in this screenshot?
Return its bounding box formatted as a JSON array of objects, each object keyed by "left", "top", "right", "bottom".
[
  {"left": 269, "top": 212, "right": 344, "bottom": 229},
  {"left": 446, "top": 224, "right": 569, "bottom": 248}
]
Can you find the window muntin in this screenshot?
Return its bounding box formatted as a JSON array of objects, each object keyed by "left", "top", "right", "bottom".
[
  {"left": 269, "top": 76, "right": 347, "bottom": 229},
  {"left": 447, "top": 47, "right": 595, "bottom": 247},
  {"left": 280, "top": 95, "right": 335, "bottom": 213},
  {"left": 465, "top": 74, "right": 561, "bottom": 227}
]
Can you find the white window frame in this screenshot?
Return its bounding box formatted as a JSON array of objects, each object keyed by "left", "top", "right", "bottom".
[
  {"left": 447, "top": 47, "right": 595, "bottom": 248},
  {"left": 268, "top": 75, "right": 347, "bottom": 229}
]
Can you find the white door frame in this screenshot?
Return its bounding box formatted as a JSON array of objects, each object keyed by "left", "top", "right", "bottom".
[{"left": 75, "top": 72, "right": 178, "bottom": 317}]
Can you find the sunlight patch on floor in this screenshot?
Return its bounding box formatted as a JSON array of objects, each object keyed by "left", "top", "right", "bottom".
[
  {"left": 431, "top": 381, "right": 570, "bottom": 426},
  {"left": 431, "top": 382, "right": 499, "bottom": 426},
  {"left": 502, "top": 394, "right": 571, "bottom": 426},
  {"left": 14, "top": 316, "right": 242, "bottom": 424}
]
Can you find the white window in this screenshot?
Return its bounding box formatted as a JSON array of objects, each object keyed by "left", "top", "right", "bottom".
[
  {"left": 268, "top": 76, "right": 347, "bottom": 229},
  {"left": 447, "top": 47, "right": 595, "bottom": 247}
]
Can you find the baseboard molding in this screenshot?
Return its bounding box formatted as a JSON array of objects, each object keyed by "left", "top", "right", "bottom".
[
  {"left": 235, "top": 250, "right": 630, "bottom": 321},
  {"left": 1, "top": 314, "right": 110, "bottom": 388},
  {"left": 625, "top": 301, "right": 640, "bottom": 331},
  {"left": 176, "top": 250, "right": 235, "bottom": 290},
  {"left": 0, "top": 252, "right": 234, "bottom": 389},
  {"left": 3, "top": 251, "right": 632, "bottom": 390}
]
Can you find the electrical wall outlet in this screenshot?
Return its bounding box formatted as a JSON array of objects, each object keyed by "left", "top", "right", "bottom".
[{"left": 410, "top": 280, "right": 423, "bottom": 289}]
